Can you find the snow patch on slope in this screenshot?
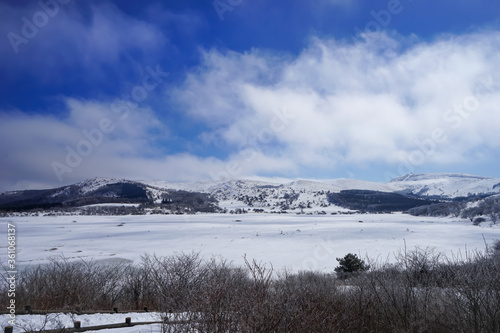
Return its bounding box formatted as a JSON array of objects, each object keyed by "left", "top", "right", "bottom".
[
  {"left": 390, "top": 173, "right": 500, "bottom": 198},
  {"left": 76, "top": 178, "right": 128, "bottom": 194}
]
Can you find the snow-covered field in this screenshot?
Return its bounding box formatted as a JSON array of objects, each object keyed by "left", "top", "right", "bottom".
[
  {"left": 1, "top": 213, "right": 500, "bottom": 332},
  {"left": 1, "top": 213, "right": 499, "bottom": 272}
]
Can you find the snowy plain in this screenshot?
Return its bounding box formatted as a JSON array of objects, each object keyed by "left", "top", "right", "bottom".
[
  {"left": 1, "top": 213, "right": 499, "bottom": 272},
  {"left": 1, "top": 213, "right": 500, "bottom": 332}
]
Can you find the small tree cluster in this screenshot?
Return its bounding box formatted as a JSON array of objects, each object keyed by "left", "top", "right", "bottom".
[
  {"left": 408, "top": 194, "right": 500, "bottom": 223},
  {"left": 462, "top": 195, "right": 500, "bottom": 223},
  {"left": 334, "top": 253, "right": 370, "bottom": 279}
]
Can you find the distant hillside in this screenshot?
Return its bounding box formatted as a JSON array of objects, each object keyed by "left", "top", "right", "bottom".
[
  {"left": 1, "top": 173, "right": 500, "bottom": 216},
  {"left": 327, "top": 190, "right": 436, "bottom": 213},
  {"left": 0, "top": 179, "right": 218, "bottom": 213},
  {"left": 408, "top": 194, "right": 500, "bottom": 224},
  {"left": 390, "top": 173, "right": 500, "bottom": 198}
]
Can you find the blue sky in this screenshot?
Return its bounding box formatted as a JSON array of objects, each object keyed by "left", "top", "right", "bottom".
[{"left": 1, "top": 0, "right": 500, "bottom": 191}]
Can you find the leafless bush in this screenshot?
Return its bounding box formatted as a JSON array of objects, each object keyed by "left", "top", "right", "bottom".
[
  {"left": 492, "top": 239, "right": 500, "bottom": 259},
  {"left": 272, "top": 271, "right": 348, "bottom": 332},
  {"left": 5, "top": 242, "right": 500, "bottom": 332},
  {"left": 438, "top": 251, "right": 500, "bottom": 332},
  {"left": 142, "top": 252, "right": 204, "bottom": 311},
  {"left": 231, "top": 256, "right": 283, "bottom": 332},
  {"left": 351, "top": 248, "right": 446, "bottom": 332},
  {"left": 344, "top": 246, "right": 500, "bottom": 332},
  {"left": 12, "top": 256, "right": 128, "bottom": 310},
  {"left": 190, "top": 257, "right": 248, "bottom": 332},
  {"left": 140, "top": 252, "right": 206, "bottom": 332},
  {"left": 120, "top": 262, "right": 157, "bottom": 310}
]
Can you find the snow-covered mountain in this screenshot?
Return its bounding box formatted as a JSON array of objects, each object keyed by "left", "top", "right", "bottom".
[
  {"left": 143, "top": 178, "right": 399, "bottom": 212},
  {"left": 2, "top": 173, "right": 500, "bottom": 213},
  {"left": 390, "top": 173, "right": 500, "bottom": 198}
]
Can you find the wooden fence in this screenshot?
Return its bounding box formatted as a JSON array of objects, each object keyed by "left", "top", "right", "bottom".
[
  {"left": 2, "top": 306, "right": 171, "bottom": 333},
  {"left": 5, "top": 317, "right": 163, "bottom": 333},
  {"left": 0, "top": 306, "right": 152, "bottom": 316}
]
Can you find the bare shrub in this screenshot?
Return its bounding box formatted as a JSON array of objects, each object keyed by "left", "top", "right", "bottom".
[
  {"left": 120, "top": 262, "right": 157, "bottom": 310},
  {"left": 142, "top": 252, "right": 204, "bottom": 311},
  {"left": 231, "top": 256, "right": 280, "bottom": 332},
  {"left": 140, "top": 252, "right": 206, "bottom": 332},
  {"left": 272, "top": 271, "right": 347, "bottom": 332},
  {"left": 190, "top": 257, "right": 248, "bottom": 332},
  {"left": 439, "top": 251, "right": 500, "bottom": 332},
  {"left": 6, "top": 243, "right": 500, "bottom": 332},
  {"left": 12, "top": 256, "right": 129, "bottom": 310}
]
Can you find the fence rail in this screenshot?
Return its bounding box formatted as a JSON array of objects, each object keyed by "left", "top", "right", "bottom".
[
  {"left": 2, "top": 306, "right": 169, "bottom": 333},
  {"left": 0, "top": 306, "right": 152, "bottom": 316},
  {"left": 4, "top": 317, "right": 163, "bottom": 333}
]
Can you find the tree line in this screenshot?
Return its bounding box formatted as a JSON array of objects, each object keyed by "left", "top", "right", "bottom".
[{"left": 408, "top": 194, "right": 500, "bottom": 224}]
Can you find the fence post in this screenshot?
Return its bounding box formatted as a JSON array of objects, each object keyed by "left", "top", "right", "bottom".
[
  {"left": 5, "top": 327, "right": 13, "bottom": 333},
  {"left": 125, "top": 317, "right": 132, "bottom": 326},
  {"left": 74, "top": 321, "right": 81, "bottom": 328},
  {"left": 113, "top": 307, "right": 118, "bottom": 313},
  {"left": 144, "top": 306, "right": 148, "bottom": 312}
]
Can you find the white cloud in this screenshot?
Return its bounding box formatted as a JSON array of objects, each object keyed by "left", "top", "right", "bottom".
[
  {"left": 3, "top": 31, "right": 500, "bottom": 191},
  {"left": 173, "top": 31, "right": 500, "bottom": 178},
  {"left": 0, "top": 99, "right": 161, "bottom": 190},
  {"left": 0, "top": 97, "right": 274, "bottom": 191},
  {"left": 172, "top": 49, "right": 283, "bottom": 126}
]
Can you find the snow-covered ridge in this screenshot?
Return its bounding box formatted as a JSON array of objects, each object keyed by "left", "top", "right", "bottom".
[
  {"left": 390, "top": 173, "right": 500, "bottom": 198},
  {"left": 2, "top": 173, "right": 500, "bottom": 214},
  {"left": 144, "top": 178, "right": 395, "bottom": 194},
  {"left": 140, "top": 174, "right": 500, "bottom": 211},
  {"left": 140, "top": 178, "right": 400, "bottom": 212},
  {"left": 144, "top": 174, "right": 500, "bottom": 201},
  {"left": 76, "top": 177, "right": 133, "bottom": 194},
  {"left": 390, "top": 173, "right": 493, "bottom": 182}
]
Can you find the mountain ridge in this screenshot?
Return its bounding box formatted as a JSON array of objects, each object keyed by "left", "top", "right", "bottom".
[
  {"left": 389, "top": 173, "right": 500, "bottom": 198},
  {"left": 1, "top": 173, "right": 500, "bottom": 213}
]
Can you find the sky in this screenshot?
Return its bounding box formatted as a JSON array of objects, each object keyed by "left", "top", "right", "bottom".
[{"left": 1, "top": 0, "right": 500, "bottom": 191}]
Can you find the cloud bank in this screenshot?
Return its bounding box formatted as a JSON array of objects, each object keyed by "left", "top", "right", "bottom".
[
  {"left": 2, "top": 30, "right": 500, "bottom": 191},
  {"left": 173, "top": 31, "right": 500, "bottom": 180}
]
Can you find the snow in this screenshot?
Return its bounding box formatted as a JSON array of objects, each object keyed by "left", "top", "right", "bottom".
[
  {"left": 76, "top": 178, "right": 127, "bottom": 195},
  {"left": 49, "top": 186, "right": 72, "bottom": 198},
  {"left": 168, "top": 178, "right": 397, "bottom": 212},
  {"left": 84, "top": 325, "right": 162, "bottom": 333},
  {"left": 321, "top": 178, "right": 398, "bottom": 192},
  {"left": 23, "top": 173, "right": 500, "bottom": 216},
  {"left": 139, "top": 173, "right": 500, "bottom": 211},
  {"left": 144, "top": 178, "right": 396, "bottom": 194},
  {"left": 390, "top": 173, "right": 500, "bottom": 198},
  {"left": 80, "top": 203, "right": 141, "bottom": 208},
  {"left": 1, "top": 213, "right": 500, "bottom": 332},
  {"left": 0, "top": 312, "right": 162, "bottom": 333},
  {"left": 1, "top": 213, "right": 499, "bottom": 273}
]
